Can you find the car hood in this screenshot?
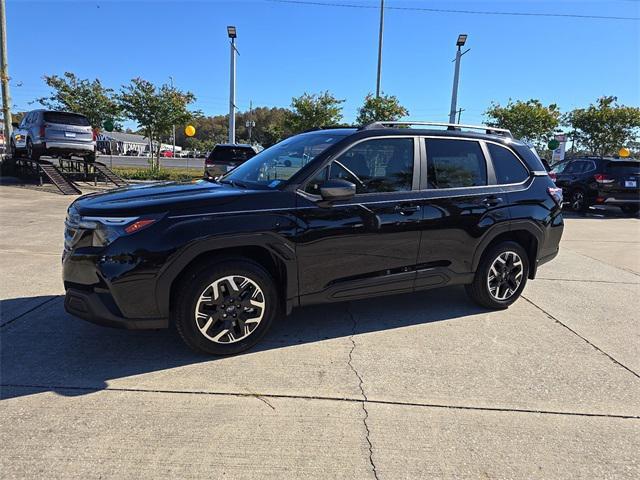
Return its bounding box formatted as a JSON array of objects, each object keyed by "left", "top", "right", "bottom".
[{"left": 72, "top": 180, "right": 257, "bottom": 217}]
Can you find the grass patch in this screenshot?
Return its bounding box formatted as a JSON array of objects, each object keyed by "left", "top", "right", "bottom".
[{"left": 112, "top": 166, "right": 204, "bottom": 182}]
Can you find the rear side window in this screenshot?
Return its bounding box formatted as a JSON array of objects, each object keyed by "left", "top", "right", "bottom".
[
  {"left": 425, "top": 139, "right": 487, "bottom": 188},
  {"left": 209, "top": 147, "right": 256, "bottom": 164},
  {"left": 606, "top": 161, "right": 640, "bottom": 175},
  {"left": 550, "top": 161, "right": 569, "bottom": 174},
  {"left": 564, "top": 161, "right": 587, "bottom": 174},
  {"left": 43, "top": 112, "right": 90, "bottom": 126},
  {"left": 488, "top": 144, "right": 529, "bottom": 184}
]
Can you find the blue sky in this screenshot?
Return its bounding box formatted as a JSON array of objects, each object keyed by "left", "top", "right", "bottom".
[{"left": 6, "top": 0, "right": 640, "bottom": 127}]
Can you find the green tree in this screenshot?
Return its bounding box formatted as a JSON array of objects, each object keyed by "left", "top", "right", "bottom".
[
  {"left": 118, "top": 78, "right": 196, "bottom": 169},
  {"left": 38, "top": 72, "right": 121, "bottom": 129},
  {"left": 564, "top": 96, "right": 640, "bottom": 157},
  {"left": 285, "top": 91, "right": 344, "bottom": 133},
  {"left": 485, "top": 99, "right": 560, "bottom": 152},
  {"left": 356, "top": 93, "right": 409, "bottom": 124}
]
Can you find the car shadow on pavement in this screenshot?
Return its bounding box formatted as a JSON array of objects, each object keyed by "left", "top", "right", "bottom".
[{"left": 0, "top": 287, "right": 486, "bottom": 401}]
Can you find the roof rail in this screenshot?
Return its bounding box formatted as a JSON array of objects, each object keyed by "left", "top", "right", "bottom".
[{"left": 360, "top": 121, "right": 513, "bottom": 138}]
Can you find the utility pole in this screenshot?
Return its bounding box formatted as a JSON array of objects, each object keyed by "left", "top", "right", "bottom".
[
  {"left": 169, "top": 76, "right": 175, "bottom": 158},
  {"left": 448, "top": 34, "right": 469, "bottom": 124},
  {"left": 1, "top": 0, "right": 12, "bottom": 155},
  {"left": 227, "top": 26, "right": 237, "bottom": 144},
  {"left": 375, "top": 0, "right": 384, "bottom": 97},
  {"left": 456, "top": 108, "right": 465, "bottom": 124}
]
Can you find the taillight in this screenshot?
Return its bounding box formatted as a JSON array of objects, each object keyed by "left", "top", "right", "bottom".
[
  {"left": 39, "top": 124, "right": 46, "bottom": 138},
  {"left": 594, "top": 173, "right": 615, "bottom": 184},
  {"left": 205, "top": 158, "right": 214, "bottom": 165},
  {"left": 547, "top": 187, "right": 563, "bottom": 207},
  {"left": 548, "top": 172, "right": 557, "bottom": 183}
]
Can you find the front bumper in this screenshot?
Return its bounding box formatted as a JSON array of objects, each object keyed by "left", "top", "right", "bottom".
[{"left": 64, "top": 288, "right": 168, "bottom": 330}]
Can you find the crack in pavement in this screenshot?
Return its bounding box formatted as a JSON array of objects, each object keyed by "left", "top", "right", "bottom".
[
  {"left": 564, "top": 249, "right": 640, "bottom": 277},
  {"left": 536, "top": 278, "right": 640, "bottom": 285},
  {"left": 2, "top": 383, "right": 639, "bottom": 420},
  {"left": 0, "top": 296, "right": 60, "bottom": 329},
  {"left": 522, "top": 296, "right": 640, "bottom": 380},
  {"left": 346, "top": 303, "right": 380, "bottom": 480}
]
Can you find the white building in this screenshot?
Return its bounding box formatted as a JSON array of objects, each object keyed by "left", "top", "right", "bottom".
[{"left": 96, "top": 131, "right": 182, "bottom": 155}]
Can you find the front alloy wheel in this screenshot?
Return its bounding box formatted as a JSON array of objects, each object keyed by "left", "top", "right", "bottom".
[
  {"left": 194, "top": 275, "right": 265, "bottom": 344},
  {"left": 175, "top": 259, "right": 277, "bottom": 355}
]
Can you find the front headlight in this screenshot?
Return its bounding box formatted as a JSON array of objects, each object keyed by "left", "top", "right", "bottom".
[{"left": 79, "top": 215, "right": 161, "bottom": 247}]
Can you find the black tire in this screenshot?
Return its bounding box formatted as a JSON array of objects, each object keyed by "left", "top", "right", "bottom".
[
  {"left": 621, "top": 205, "right": 639, "bottom": 216},
  {"left": 26, "top": 138, "right": 40, "bottom": 161},
  {"left": 9, "top": 140, "right": 17, "bottom": 158},
  {"left": 174, "top": 258, "right": 279, "bottom": 355},
  {"left": 85, "top": 152, "right": 96, "bottom": 163},
  {"left": 569, "top": 188, "right": 588, "bottom": 212},
  {"left": 465, "top": 241, "right": 530, "bottom": 310}
]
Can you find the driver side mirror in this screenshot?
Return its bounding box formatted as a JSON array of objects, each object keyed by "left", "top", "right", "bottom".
[
  {"left": 11, "top": 122, "right": 19, "bottom": 128},
  {"left": 319, "top": 179, "right": 356, "bottom": 202}
]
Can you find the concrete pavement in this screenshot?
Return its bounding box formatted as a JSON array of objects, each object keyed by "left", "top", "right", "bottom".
[{"left": 1, "top": 186, "right": 639, "bottom": 479}]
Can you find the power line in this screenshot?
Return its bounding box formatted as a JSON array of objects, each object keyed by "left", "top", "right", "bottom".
[{"left": 267, "top": 0, "right": 640, "bottom": 21}]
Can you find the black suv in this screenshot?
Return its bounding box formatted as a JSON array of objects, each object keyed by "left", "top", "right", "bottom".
[
  {"left": 63, "top": 122, "right": 564, "bottom": 355},
  {"left": 204, "top": 144, "right": 257, "bottom": 179},
  {"left": 550, "top": 156, "right": 640, "bottom": 214}
]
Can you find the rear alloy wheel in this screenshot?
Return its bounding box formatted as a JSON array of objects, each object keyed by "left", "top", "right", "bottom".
[
  {"left": 570, "top": 189, "right": 587, "bottom": 212},
  {"left": 175, "top": 259, "right": 278, "bottom": 355},
  {"left": 26, "top": 139, "right": 40, "bottom": 161},
  {"left": 465, "top": 241, "right": 529, "bottom": 309}
]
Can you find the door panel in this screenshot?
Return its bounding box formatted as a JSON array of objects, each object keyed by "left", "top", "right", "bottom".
[
  {"left": 414, "top": 137, "right": 510, "bottom": 280},
  {"left": 293, "top": 136, "right": 422, "bottom": 301}
]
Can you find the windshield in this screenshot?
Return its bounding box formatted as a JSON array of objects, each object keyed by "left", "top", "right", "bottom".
[{"left": 222, "top": 132, "right": 351, "bottom": 188}]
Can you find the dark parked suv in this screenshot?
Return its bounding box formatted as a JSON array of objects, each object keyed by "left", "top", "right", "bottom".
[
  {"left": 63, "top": 122, "right": 564, "bottom": 355},
  {"left": 204, "top": 143, "right": 257, "bottom": 179},
  {"left": 550, "top": 156, "right": 640, "bottom": 214}
]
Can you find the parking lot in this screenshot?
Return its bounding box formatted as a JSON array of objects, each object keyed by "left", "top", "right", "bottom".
[{"left": 0, "top": 185, "right": 638, "bottom": 479}]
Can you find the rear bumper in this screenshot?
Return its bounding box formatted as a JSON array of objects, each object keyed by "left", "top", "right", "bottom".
[
  {"left": 45, "top": 141, "right": 95, "bottom": 153},
  {"left": 602, "top": 197, "right": 640, "bottom": 205},
  {"left": 64, "top": 288, "right": 168, "bottom": 330}
]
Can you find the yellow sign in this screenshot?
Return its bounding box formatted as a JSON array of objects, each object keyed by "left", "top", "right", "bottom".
[
  {"left": 185, "top": 125, "right": 196, "bottom": 137},
  {"left": 619, "top": 147, "right": 630, "bottom": 158}
]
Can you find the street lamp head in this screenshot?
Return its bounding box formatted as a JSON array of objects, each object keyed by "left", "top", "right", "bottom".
[
  {"left": 227, "top": 26, "right": 237, "bottom": 39},
  {"left": 456, "top": 34, "right": 468, "bottom": 47}
]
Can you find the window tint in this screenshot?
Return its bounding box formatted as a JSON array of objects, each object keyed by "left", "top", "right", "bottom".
[
  {"left": 606, "top": 161, "right": 640, "bottom": 175},
  {"left": 425, "top": 139, "right": 487, "bottom": 188},
  {"left": 488, "top": 144, "right": 529, "bottom": 184},
  {"left": 328, "top": 138, "right": 414, "bottom": 194},
  {"left": 43, "top": 112, "right": 90, "bottom": 126},
  {"left": 565, "top": 161, "right": 587, "bottom": 174},
  {"left": 209, "top": 146, "right": 256, "bottom": 164},
  {"left": 304, "top": 166, "right": 328, "bottom": 195}
]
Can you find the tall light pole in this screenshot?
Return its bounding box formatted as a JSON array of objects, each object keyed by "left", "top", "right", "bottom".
[
  {"left": 227, "top": 25, "right": 237, "bottom": 144},
  {"left": 448, "top": 34, "right": 469, "bottom": 124},
  {"left": 375, "top": 0, "right": 384, "bottom": 97},
  {"left": 0, "top": 0, "right": 12, "bottom": 154},
  {"left": 169, "top": 76, "right": 175, "bottom": 157}
]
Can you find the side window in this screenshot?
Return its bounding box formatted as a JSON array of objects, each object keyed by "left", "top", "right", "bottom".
[
  {"left": 583, "top": 160, "right": 596, "bottom": 172},
  {"left": 565, "top": 161, "right": 585, "bottom": 174},
  {"left": 328, "top": 138, "right": 414, "bottom": 194},
  {"left": 425, "top": 139, "right": 487, "bottom": 188},
  {"left": 488, "top": 143, "right": 529, "bottom": 184},
  {"left": 19, "top": 113, "right": 30, "bottom": 128}
]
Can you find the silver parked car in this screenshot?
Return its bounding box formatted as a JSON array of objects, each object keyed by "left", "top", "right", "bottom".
[{"left": 10, "top": 109, "right": 96, "bottom": 161}]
